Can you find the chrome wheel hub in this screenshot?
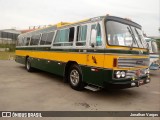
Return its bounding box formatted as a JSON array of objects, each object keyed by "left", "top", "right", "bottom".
[{"left": 70, "top": 69, "right": 79, "bottom": 86}]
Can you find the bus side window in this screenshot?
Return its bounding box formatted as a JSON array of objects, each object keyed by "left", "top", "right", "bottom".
[
  {"left": 23, "top": 37, "right": 27, "bottom": 46},
  {"left": 53, "top": 29, "right": 70, "bottom": 46},
  {"left": 69, "top": 27, "right": 74, "bottom": 42},
  {"left": 40, "top": 33, "right": 48, "bottom": 45},
  {"left": 45, "top": 32, "right": 54, "bottom": 45},
  {"left": 90, "top": 23, "right": 102, "bottom": 46},
  {"left": 30, "top": 36, "right": 34, "bottom": 45},
  {"left": 21, "top": 37, "right": 24, "bottom": 46},
  {"left": 76, "top": 25, "right": 87, "bottom": 46},
  {"left": 54, "top": 30, "right": 60, "bottom": 43},
  {"left": 26, "top": 37, "right": 30, "bottom": 46},
  {"left": 59, "top": 29, "right": 69, "bottom": 42},
  {"left": 90, "top": 24, "right": 96, "bottom": 45},
  {"left": 30, "top": 35, "right": 40, "bottom": 45},
  {"left": 96, "top": 23, "right": 102, "bottom": 46}
]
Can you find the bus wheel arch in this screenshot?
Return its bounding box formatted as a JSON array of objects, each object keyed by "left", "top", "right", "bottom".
[{"left": 65, "top": 61, "right": 85, "bottom": 90}]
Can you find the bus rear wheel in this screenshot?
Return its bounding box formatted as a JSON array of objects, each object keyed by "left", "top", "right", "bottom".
[
  {"left": 68, "top": 65, "right": 85, "bottom": 91},
  {"left": 26, "top": 57, "right": 33, "bottom": 72}
]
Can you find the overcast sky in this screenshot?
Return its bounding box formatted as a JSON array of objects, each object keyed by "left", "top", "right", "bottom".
[{"left": 0, "top": 0, "right": 159, "bottom": 36}]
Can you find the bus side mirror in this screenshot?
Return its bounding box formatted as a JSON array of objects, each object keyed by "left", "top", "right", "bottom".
[{"left": 91, "top": 29, "right": 97, "bottom": 47}]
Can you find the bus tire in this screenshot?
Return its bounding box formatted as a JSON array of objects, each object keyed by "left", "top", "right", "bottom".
[
  {"left": 26, "top": 57, "right": 33, "bottom": 72},
  {"left": 68, "top": 64, "right": 85, "bottom": 91}
]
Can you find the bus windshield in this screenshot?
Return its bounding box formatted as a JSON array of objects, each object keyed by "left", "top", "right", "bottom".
[{"left": 106, "top": 21, "right": 147, "bottom": 48}]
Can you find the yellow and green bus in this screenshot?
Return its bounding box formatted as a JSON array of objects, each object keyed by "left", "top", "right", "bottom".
[{"left": 15, "top": 15, "right": 150, "bottom": 91}]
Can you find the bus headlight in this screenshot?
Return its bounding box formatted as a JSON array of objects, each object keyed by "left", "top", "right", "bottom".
[
  {"left": 115, "top": 71, "right": 121, "bottom": 78},
  {"left": 115, "top": 71, "right": 126, "bottom": 78},
  {"left": 121, "top": 71, "right": 126, "bottom": 78}
]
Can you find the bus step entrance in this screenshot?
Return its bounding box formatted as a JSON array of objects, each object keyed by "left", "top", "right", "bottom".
[{"left": 85, "top": 85, "right": 101, "bottom": 91}]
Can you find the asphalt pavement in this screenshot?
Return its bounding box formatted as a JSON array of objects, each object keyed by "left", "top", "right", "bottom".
[{"left": 0, "top": 60, "right": 159, "bottom": 120}]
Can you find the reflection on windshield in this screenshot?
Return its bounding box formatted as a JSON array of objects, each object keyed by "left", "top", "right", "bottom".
[{"left": 106, "top": 21, "right": 147, "bottom": 48}]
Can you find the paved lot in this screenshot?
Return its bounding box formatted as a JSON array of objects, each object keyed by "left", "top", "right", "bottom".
[{"left": 0, "top": 60, "right": 160, "bottom": 119}]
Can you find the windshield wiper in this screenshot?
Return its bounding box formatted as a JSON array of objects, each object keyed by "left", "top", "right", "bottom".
[
  {"left": 127, "top": 27, "right": 137, "bottom": 50},
  {"left": 134, "top": 28, "right": 144, "bottom": 48}
]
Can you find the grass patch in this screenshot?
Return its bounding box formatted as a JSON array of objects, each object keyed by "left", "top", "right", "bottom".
[
  {"left": 0, "top": 52, "right": 15, "bottom": 60},
  {"left": 0, "top": 44, "right": 16, "bottom": 52}
]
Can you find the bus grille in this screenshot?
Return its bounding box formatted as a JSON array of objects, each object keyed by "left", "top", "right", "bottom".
[
  {"left": 118, "top": 58, "right": 149, "bottom": 68},
  {"left": 125, "top": 69, "right": 146, "bottom": 78}
]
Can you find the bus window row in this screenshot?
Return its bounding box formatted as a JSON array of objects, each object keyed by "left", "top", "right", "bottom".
[{"left": 17, "top": 23, "right": 102, "bottom": 47}]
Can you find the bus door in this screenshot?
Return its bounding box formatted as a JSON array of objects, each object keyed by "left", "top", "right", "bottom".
[{"left": 85, "top": 22, "right": 105, "bottom": 86}]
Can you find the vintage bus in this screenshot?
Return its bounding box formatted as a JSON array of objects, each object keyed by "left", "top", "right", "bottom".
[
  {"left": 15, "top": 15, "right": 150, "bottom": 91},
  {"left": 145, "top": 37, "right": 159, "bottom": 70}
]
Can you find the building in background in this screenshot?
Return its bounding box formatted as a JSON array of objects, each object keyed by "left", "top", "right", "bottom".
[
  {"left": 0, "top": 29, "right": 21, "bottom": 44},
  {"left": 0, "top": 25, "right": 52, "bottom": 51},
  {"left": 0, "top": 25, "right": 50, "bottom": 44}
]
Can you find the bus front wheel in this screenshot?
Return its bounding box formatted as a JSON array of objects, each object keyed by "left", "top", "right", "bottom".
[{"left": 68, "top": 65, "right": 85, "bottom": 91}]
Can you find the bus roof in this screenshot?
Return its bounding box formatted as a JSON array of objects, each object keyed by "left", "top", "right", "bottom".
[
  {"left": 18, "top": 16, "right": 105, "bottom": 37},
  {"left": 18, "top": 15, "right": 141, "bottom": 37}
]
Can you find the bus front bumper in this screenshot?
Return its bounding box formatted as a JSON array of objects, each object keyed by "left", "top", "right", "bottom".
[{"left": 104, "top": 76, "right": 151, "bottom": 89}]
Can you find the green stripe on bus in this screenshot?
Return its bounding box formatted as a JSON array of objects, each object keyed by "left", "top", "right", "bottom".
[{"left": 16, "top": 55, "right": 115, "bottom": 87}]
